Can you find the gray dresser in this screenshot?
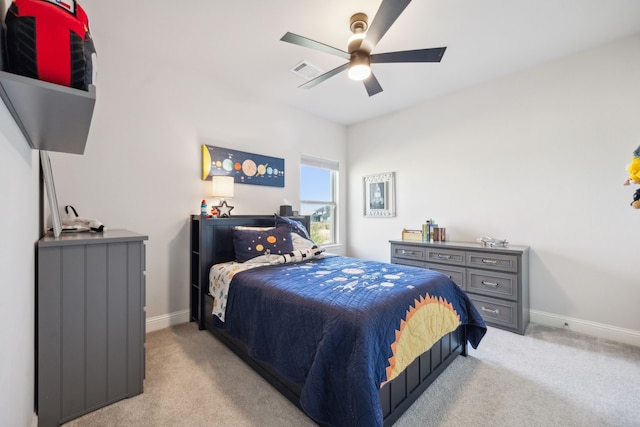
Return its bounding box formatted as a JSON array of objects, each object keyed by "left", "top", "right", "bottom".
[
  {"left": 37, "top": 230, "right": 147, "bottom": 427},
  {"left": 390, "top": 240, "right": 530, "bottom": 335}
]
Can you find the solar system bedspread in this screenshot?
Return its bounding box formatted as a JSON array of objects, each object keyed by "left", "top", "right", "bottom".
[{"left": 221, "top": 255, "right": 487, "bottom": 427}]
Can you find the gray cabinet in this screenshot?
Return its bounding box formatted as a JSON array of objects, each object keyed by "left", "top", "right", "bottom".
[
  {"left": 390, "top": 240, "right": 529, "bottom": 335},
  {"left": 37, "top": 230, "right": 147, "bottom": 427}
]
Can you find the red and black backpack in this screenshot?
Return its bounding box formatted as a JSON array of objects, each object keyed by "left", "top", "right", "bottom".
[{"left": 4, "top": 0, "right": 96, "bottom": 90}]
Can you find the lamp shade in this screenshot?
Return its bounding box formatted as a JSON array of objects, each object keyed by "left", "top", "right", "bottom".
[{"left": 211, "top": 176, "right": 234, "bottom": 198}]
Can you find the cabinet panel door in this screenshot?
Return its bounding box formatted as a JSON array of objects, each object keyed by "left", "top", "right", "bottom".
[
  {"left": 107, "top": 243, "right": 128, "bottom": 401},
  {"left": 38, "top": 247, "right": 63, "bottom": 426},
  {"left": 468, "top": 295, "right": 518, "bottom": 330},
  {"left": 391, "top": 257, "right": 426, "bottom": 269},
  {"left": 86, "top": 244, "right": 108, "bottom": 410},
  {"left": 425, "top": 248, "right": 465, "bottom": 266},
  {"left": 126, "top": 241, "right": 145, "bottom": 394},
  {"left": 61, "top": 246, "right": 87, "bottom": 419},
  {"left": 466, "top": 269, "right": 518, "bottom": 301},
  {"left": 391, "top": 244, "right": 426, "bottom": 262},
  {"left": 466, "top": 252, "right": 518, "bottom": 273}
]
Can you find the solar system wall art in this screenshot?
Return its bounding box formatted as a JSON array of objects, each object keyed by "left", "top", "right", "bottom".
[{"left": 201, "top": 145, "right": 285, "bottom": 187}]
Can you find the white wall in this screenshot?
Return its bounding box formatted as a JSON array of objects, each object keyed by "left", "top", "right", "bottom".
[
  {"left": 0, "top": 0, "right": 38, "bottom": 422},
  {"left": 347, "top": 33, "right": 640, "bottom": 340},
  {"left": 0, "top": 99, "right": 40, "bottom": 425},
  {"left": 47, "top": 7, "right": 347, "bottom": 329}
]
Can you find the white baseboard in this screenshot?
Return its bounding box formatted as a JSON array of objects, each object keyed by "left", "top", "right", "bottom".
[
  {"left": 145, "top": 309, "right": 190, "bottom": 333},
  {"left": 144, "top": 309, "right": 640, "bottom": 346},
  {"left": 530, "top": 309, "right": 640, "bottom": 347}
]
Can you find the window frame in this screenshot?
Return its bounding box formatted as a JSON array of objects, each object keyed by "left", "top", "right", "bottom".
[{"left": 300, "top": 155, "right": 339, "bottom": 246}]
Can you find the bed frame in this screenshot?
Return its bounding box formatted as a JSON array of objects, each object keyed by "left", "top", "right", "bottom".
[{"left": 189, "top": 215, "right": 468, "bottom": 426}]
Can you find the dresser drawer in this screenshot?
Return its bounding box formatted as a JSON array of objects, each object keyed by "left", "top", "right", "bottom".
[
  {"left": 425, "top": 248, "right": 465, "bottom": 266},
  {"left": 466, "top": 252, "right": 518, "bottom": 273},
  {"left": 469, "top": 295, "right": 518, "bottom": 330},
  {"left": 391, "top": 244, "right": 426, "bottom": 262},
  {"left": 466, "top": 269, "right": 517, "bottom": 301},
  {"left": 392, "top": 258, "right": 426, "bottom": 269},
  {"left": 425, "top": 262, "right": 465, "bottom": 288},
  {"left": 389, "top": 240, "right": 529, "bottom": 335}
]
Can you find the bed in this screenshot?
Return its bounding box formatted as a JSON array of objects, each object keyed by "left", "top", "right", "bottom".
[{"left": 189, "top": 215, "right": 486, "bottom": 426}]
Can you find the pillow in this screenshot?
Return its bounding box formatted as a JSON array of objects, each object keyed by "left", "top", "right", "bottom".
[
  {"left": 233, "top": 225, "right": 293, "bottom": 262},
  {"left": 247, "top": 247, "right": 326, "bottom": 265},
  {"left": 291, "top": 233, "right": 316, "bottom": 250},
  {"left": 275, "top": 214, "right": 311, "bottom": 239}
]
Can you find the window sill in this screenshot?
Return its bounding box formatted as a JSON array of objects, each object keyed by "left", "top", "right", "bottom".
[{"left": 321, "top": 243, "right": 345, "bottom": 256}]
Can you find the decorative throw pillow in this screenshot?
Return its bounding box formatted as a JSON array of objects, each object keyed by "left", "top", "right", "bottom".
[
  {"left": 291, "top": 233, "right": 316, "bottom": 250},
  {"left": 275, "top": 214, "right": 311, "bottom": 239},
  {"left": 233, "top": 225, "right": 293, "bottom": 262},
  {"left": 247, "top": 247, "right": 326, "bottom": 265}
]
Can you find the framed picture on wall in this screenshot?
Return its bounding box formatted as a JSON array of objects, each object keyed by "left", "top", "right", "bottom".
[
  {"left": 363, "top": 172, "right": 396, "bottom": 217},
  {"left": 40, "top": 151, "right": 62, "bottom": 237}
]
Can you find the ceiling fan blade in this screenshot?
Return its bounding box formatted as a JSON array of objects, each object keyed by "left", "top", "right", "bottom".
[
  {"left": 280, "top": 32, "right": 350, "bottom": 60},
  {"left": 299, "top": 63, "right": 349, "bottom": 89},
  {"left": 363, "top": 72, "right": 383, "bottom": 97},
  {"left": 363, "top": 0, "right": 412, "bottom": 51},
  {"left": 370, "top": 47, "right": 447, "bottom": 63}
]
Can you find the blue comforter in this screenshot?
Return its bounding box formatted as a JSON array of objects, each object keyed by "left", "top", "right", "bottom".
[{"left": 222, "top": 255, "right": 486, "bottom": 426}]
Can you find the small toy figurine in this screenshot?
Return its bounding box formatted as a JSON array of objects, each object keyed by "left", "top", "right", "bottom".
[
  {"left": 210, "top": 206, "right": 219, "bottom": 218},
  {"left": 632, "top": 188, "right": 640, "bottom": 209},
  {"left": 477, "top": 237, "right": 509, "bottom": 247},
  {"left": 623, "top": 145, "right": 640, "bottom": 186},
  {"left": 624, "top": 145, "right": 640, "bottom": 209}
]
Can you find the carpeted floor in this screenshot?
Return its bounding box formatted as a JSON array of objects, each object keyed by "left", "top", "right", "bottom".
[{"left": 63, "top": 322, "right": 640, "bottom": 427}]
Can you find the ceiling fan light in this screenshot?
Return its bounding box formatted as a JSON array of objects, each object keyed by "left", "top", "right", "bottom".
[
  {"left": 348, "top": 51, "right": 371, "bottom": 81},
  {"left": 348, "top": 64, "right": 371, "bottom": 81}
]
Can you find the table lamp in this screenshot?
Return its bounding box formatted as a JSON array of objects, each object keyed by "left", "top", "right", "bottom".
[{"left": 211, "top": 176, "right": 234, "bottom": 217}]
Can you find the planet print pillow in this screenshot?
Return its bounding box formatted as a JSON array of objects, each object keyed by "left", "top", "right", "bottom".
[
  {"left": 232, "top": 225, "right": 293, "bottom": 262},
  {"left": 274, "top": 214, "right": 312, "bottom": 240}
]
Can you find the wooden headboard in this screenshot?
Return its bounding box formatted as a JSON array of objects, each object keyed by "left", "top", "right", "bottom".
[{"left": 189, "top": 214, "right": 310, "bottom": 329}]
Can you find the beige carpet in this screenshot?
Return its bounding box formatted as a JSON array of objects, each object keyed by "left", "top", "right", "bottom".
[{"left": 63, "top": 322, "right": 640, "bottom": 427}]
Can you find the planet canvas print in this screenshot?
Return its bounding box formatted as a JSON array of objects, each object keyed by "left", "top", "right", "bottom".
[{"left": 202, "top": 145, "right": 285, "bottom": 187}]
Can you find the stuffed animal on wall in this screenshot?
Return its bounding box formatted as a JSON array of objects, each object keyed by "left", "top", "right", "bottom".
[
  {"left": 632, "top": 188, "right": 640, "bottom": 209},
  {"left": 623, "top": 145, "right": 640, "bottom": 208},
  {"left": 624, "top": 145, "right": 640, "bottom": 186},
  {"left": 4, "top": 0, "right": 96, "bottom": 90}
]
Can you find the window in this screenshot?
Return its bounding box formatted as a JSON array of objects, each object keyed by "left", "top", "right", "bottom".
[{"left": 300, "top": 155, "right": 339, "bottom": 245}]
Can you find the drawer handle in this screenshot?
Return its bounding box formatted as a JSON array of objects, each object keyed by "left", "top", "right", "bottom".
[
  {"left": 481, "top": 258, "right": 499, "bottom": 265},
  {"left": 400, "top": 250, "right": 417, "bottom": 255},
  {"left": 437, "top": 254, "right": 452, "bottom": 260},
  {"left": 481, "top": 280, "right": 499, "bottom": 287},
  {"left": 481, "top": 306, "right": 500, "bottom": 315}
]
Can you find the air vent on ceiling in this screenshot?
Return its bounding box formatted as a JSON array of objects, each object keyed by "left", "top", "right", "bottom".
[{"left": 289, "top": 60, "right": 322, "bottom": 80}]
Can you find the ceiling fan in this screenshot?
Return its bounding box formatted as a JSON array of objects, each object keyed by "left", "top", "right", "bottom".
[{"left": 280, "top": 0, "right": 446, "bottom": 97}]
